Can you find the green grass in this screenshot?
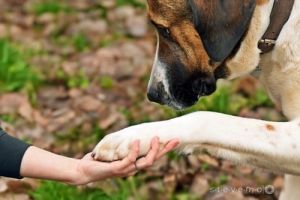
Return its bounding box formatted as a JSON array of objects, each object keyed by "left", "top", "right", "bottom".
[
  {"left": 31, "top": 178, "right": 142, "bottom": 200},
  {"left": 99, "top": 33, "right": 124, "bottom": 48},
  {"left": 162, "top": 84, "right": 273, "bottom": 119},
  {"left": 0, "top": 39, "right": 41, "bottom": 93},
  {"left": 209, "top": 175, "right": 229, "bottom": 191},
  {"left": 67, "top": 72, "right": 89, "bottom": 89},
  {"left": 0, "top": 114, "right": 17, "bottom": 124},
  {"left": 249, "top": 89, "right": 273, "bottom": 108},
  {"left": 73, "top": 34, "right": 90, "bottom": 52},
  {"left": 31, "top": 181, "right": 126, "bottom": 200},
  {"left": 55, "top": 125, "right": 105, "bottom": 153},
  {"left": 218, "top": 175, "right": 229, "bottom": 185},
  {"left": 185, "top": 86, "right": 248, "bottom": 115},
  {"left": 50, "top": 33, "right": 90, "bottom": 52},
  {"left": 33, "top": 0, "right": 71, "bottom": 15},
  {"left": 116, "top": 0, "right": 145, "bottom": 8},
  {"left": 173, "top": 193, "right": 198, "bottom": 200},
  {"left": 201, "top": 163, "right": 210, "bottom": 172},
  {"left": 100, "top": 76, "right": 115, "bottom": 90},
  {"left": 56, "top": 69, "right": 90, "bottom": 89}
]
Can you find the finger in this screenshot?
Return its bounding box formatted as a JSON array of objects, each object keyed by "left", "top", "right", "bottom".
[
  {"left": 128, "top": 171, "right": 138, "bottom": 176},
  {"left": 117, "top": 137, "right": 160, "bottom": 173},
  {"left": 134, "top": 137, "right": 160, "bottom": 169},
  {"left": 156, "top": 139, "right": 180, "bottom": 159},
  {"left": 121, "top": 138, "right": 180, "bottom": 172},
  {"left": 82, "top": 153, "right": 95, "bottom": 161},
  {"left": 117, "top": 140, "right": 140, "bottom": 169},
  {"left": 116, "top": 163, "right": 138, "bottom": 177}
]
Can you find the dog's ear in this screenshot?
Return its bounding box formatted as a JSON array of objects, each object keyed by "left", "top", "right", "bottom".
[{"left": 188, "top": 0, "right": 256, "bottom": 62}]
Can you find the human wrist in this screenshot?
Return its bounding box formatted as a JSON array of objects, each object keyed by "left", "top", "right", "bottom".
[
  {"left": 67, "top": 159, "right": 96, "bottom": 185},
  {"left": 63, "top": 159, "right": 85, "bottom": 185}
]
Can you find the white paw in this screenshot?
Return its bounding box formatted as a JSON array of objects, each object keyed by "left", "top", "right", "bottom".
[{"left": 92, "top": 126, "right": 154, "bottom": 162}]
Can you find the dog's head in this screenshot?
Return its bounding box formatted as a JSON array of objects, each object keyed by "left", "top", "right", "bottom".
[{"left": 147, "top": 0, "right": 256, "bottom": 109}]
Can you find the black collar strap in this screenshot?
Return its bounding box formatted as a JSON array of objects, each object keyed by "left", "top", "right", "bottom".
[{"left": 258, "top": 0, "right": 295, "bottom": 54}]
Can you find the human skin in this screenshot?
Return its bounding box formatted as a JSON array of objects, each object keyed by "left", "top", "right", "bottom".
[{"left": 20, "top": 137, "right": 179, "bottom": 185}]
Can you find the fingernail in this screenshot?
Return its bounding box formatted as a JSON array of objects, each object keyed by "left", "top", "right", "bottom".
[
  {"left": 91, "top": 152, "right": 96, "bottom": 158},
  {"left": 174, "top": 140, "right": 180, "bottom": 147}
]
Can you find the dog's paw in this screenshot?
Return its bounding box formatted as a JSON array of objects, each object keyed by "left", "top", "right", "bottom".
[{"left": 92, "top": 127, "right": 153, "bottom": 162}]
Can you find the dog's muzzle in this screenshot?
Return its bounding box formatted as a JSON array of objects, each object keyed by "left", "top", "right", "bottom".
[
  {"left": 147, "top": 82, "right": 170, "bottom": 105},
  {"left": 147, "top": 75, "right": 217, "bottom": 110}
]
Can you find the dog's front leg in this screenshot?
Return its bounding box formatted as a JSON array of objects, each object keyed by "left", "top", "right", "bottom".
[{"left": 93, "top": 111, "right": 300, "bottom": 174}]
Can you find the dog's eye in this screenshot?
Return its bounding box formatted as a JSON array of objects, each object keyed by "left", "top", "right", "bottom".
[
  {"left": 150, "top": 20, "right": 172, "bottom": 39},
  {"left": 158, "top": 27, "right": 171, "bottom": 39},
  {"left": 162, "top": 28, "right": 170, "bottom": 38}
]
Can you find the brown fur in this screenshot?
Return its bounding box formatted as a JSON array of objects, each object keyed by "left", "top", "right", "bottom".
[
  {"left": 147, "top": 0, "right": 211, "bottom": 73},
  {"left": 266, "top": 124, "right": 276, "bottom": 131},
  {"left": 147, "top": 0, "right": 255, "bottom": 76},
  {"left": 171, "top": 21, "right": 211, "bottom": 72},
  {"left": 256, "top": 0, "right": 269, "bottom": 5}
]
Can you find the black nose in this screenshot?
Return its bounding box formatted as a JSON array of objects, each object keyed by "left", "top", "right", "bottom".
[
  {"left": 192, "top": 76, "right": 216, "bottom": 96},
  {"left": 147, "top": 83, "right": 168, "bottom": 104},
  {"left": 147, "top": 87, "right": 162, "bottom": 103}
]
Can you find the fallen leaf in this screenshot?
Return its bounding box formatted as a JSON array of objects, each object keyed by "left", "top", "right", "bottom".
[
  {"left": 190, "top": 175, "right": 209, "bottom": 198},
  {"left": 198, "top": 155, "right": 219, "bottom": 167}
]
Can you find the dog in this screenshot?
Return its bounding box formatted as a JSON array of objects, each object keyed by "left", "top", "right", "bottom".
[{"left": 93, "top": 0, "right": 300, "bottom": 199}]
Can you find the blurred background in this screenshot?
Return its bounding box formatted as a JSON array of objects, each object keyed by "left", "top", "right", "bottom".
[{"left": 0, "top": 0, "right": 286, "bottom": 199}]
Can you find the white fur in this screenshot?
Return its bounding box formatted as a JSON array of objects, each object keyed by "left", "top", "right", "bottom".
[
  {"left": 148, "top": 36, "right": 171, "bottom": 96},
  {"left": 94, "top": 1, "right": 300, "bottom": 199},
  {"left": 147, "top": 38, "right": 185, "bottom": 110},
  {"left": 227, "top": 0, "right": 274, "bottom": 79},
  {"left": 94, "top": 112, "right": 300, "bottom": 174},
  {"left": 259, "top": 0, "right": 300, "bottom": 198}
]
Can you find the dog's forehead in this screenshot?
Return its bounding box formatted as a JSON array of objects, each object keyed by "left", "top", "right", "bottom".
[{"left": 147, "top": 0, "right": 189, "bottom": 26}]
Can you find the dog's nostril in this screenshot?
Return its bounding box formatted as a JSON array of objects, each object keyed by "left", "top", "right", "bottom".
[
  {"left": 192, "top": 79, "right": 202, "bottom": 93},
  {"left": 192, "top": 76, "right": 216, "bottom": 96},
  {"left": 147, "top": 88, "right": 161, "bottom": 103}
]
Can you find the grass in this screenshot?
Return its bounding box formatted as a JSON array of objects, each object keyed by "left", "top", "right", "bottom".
[
  {"left": 209, "top": 175, "right": 229, "bottom": 189},
  {"left": 116, "top": 0, "right": 145, "bottom": 8},
  {"left": 99, "top": 33, "right": 124, "bottom": 48},
  {"left": 33, "top": 0, "right": 72, "bottom": 15},
  {"left": 0, "top": 39, "right": 41, "bottom": 93},
  {"left": 55, "top": 125, "right": 105, "bottom": 153},
  {"left": 0, "top": 114, "right": 17, "bottom": 124},
  {"left": 31, "top": 178, "right": 142, "bottom": 200},
  {"left": 67, "top": 72, "right": 90, "bottom": 89},
  {"left": 73, "top": 34, "right": 90, "bottom": 52},
  {"left": 56, "top": 69, "right": 90, "bottom": 89},
  {"left": 201, "top": 163, "right": 210, "bottom": 172},
  {"left": 249, "top": 89, "right": 273, "bottom": 108},
  {"left": 183, "top": 86, "right": 248, "bottom": 115},
  {"left": 31, "top": 181, "right": 125, "bottom": 200},
  {"left": 162, "top": 83, "right": 273, "bottom": 119},
  {"left": 120, "top": 107, "right": 152, "bottom": 126},
  {"left": 100, "top": 76, "right": 115, "bottom": 90}
]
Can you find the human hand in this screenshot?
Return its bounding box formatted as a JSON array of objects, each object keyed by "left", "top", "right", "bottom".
[{"left": 73, "top": 137, "right": 179, "bottom": 185}]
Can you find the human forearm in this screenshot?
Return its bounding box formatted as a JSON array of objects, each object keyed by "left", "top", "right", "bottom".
[
  {"left": 20, "top": 146, "right": 80, "bottom": 184},
  {"left": 17, "top": 136, "right": 178, "bottom": 185}
]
